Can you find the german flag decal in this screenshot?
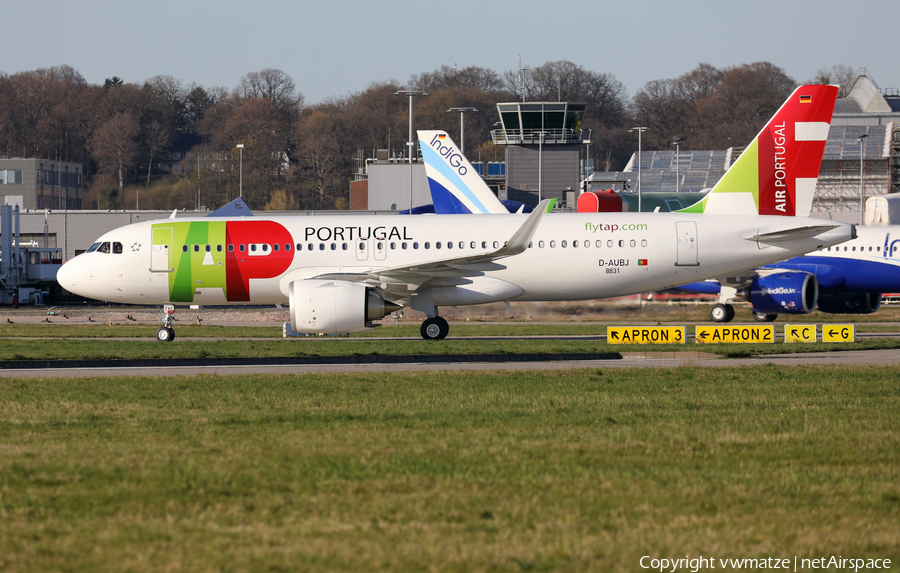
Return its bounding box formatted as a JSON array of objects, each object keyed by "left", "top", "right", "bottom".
[{"left": 799, "top": 95, "right": 812, "bottom": 103}]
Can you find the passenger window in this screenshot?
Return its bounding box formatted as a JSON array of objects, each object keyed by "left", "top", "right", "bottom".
[
  {"left": 607, "top": 240, "right": 613, "bottom": 248},
  {"left": 425, "top": 242, "right": 431, "bottom": 249},
  {"left": 358, "top": 242, "right": 365, "bottom": 251},
  {"left": 436, "top": 242, "right": 442, "bottom": 249},
  {"left": 319, "top": 244, "right": 325, "bottom": 251},
  {"left": 342, "top": 243, "right": 348, "bottom": 251},
  {"left": 481, "top": 241, "right": 487, "bottom": 249},
  {"left": 194, "top": 245, "right": 200, "bottom": 253},
  {"left": 539, "top": 241, "right": 545, "bottom": 248},
  {"left": 297, "top": 244, "right": 303, "bottom": 251},
  {"left": 447, "top": 242, "right": 453, "bottom": 249},
  {"left": 493, "top": 241, "right": 499, "bottom": 249},
  {"left": 285, "top": 244, "right": 291, "bottom": 251},
  {"left": 460, "top": 241, "right": 465, "bottom": 249},
  {"left": 239, "top": 245, "right": 246, "bottom": 252},
  {"left": 390, "top": 242, "right": 396, "bottom": 250},
  {"left": 273, "top": 244, "right": 279, "bottom": 252},
  {"left": 228, "top": 245, "right": 234, "bottom": 252},
  {"left": 377, "top": 242, "right": 384, "bottom": 250},
  {"left": 402, "top": 242, "right": 408, "bottom": 250},
  {"left": 641, "top": 239, "right": 648, "bottom": 247},
  {"left": 262, "top": 244, "right": 269, "bottom": 252},
  {"left": 561, "top": 240, "right": 567, "bottom": 248},
  {"left": 550, "top": 241, "right": 556, "bottom": 248},
  {"left": 573, "top": 240, "right": 579, "bottom": 248},
  {"left": 307, "top": 244, "right": 313, "bottom": 251},
  {"left": 596, "top": 240, "right": 602, "bottom": 248},
  {"left": 331, "top": 243, "right": 336, "bottom": 250},
  {"left": 250, "top": 244, "right": 257, "bottom": 252},
  {"left": 182, "top": 245, "right": 189, "bottom": 253},
  {"left": 217, "top": 245, "right": 223, "bottom": 252},
  {"left": 618, "top": 240, "right": 625, "bottom": 248},
  {"left": 413, "top": 242, "right": 419, "bottom": 249},
  {"left": 205, "top": 245, "right": 211, "bottom": 252}
]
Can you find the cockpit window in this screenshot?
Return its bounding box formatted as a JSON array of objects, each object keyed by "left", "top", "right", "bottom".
[
  {"left": 112, "top": 242, "right": 123, "bottom": 254},
  {"left": 96, "top": 242, "right": 111, "bottom": 254},
  {"left": 87, "top": 242, "right": 101, "bottom": 253}
]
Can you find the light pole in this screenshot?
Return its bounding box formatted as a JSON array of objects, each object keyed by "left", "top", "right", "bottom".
[
  {"left": 236, "top": 143, "right": 245, "bottom": 199},
  {"left": 394, "top": 90, "right": 428, "bottom": 213},
  {"left": 859, "top": 133, "right": 868, "bottom": 225},
  {"left": 446, "top": 107, "right": 477, "bottom": 155},
  {"left": 629, "top": 127, "right": 649, "bottom": 211},
  {"left": 673, "top": 137, "right": 685, "bottom": 193}
]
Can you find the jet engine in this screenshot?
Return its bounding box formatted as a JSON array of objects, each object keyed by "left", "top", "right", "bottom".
[
  {"left": 289, "top": 279, "right": 400, "bottom": 334},
  {"left": 745, "top": 271, "right": 817, "bottom": 315},
  {"left": 816, "top": 291, "right": 881, "bottom": 314}
]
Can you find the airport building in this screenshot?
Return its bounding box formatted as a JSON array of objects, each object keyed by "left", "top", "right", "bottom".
[{"left": 0, "top": 158, "right": 83, "bottom": 210}]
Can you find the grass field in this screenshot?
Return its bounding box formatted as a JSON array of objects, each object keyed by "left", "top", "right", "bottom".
[{"left": 1, "top": 366, "right": 898, "bottom": 571}]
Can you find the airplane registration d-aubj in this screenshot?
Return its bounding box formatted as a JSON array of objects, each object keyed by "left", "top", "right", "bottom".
[{"left": 57, "top": 85, "right": 854, "bottom": 341}]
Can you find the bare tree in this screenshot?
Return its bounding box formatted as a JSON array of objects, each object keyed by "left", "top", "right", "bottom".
[
  {"left": 91, "top": 112, "right": 139, "bottom": 197},
  {"left": 409, "top": 65, "right": 504, "bottom": 92},
  {"left": 808, "top": 63, "right": 856, "bottom": 98},
  {"left": 237, "top": 68, "right": 304, "bottom": 115}
]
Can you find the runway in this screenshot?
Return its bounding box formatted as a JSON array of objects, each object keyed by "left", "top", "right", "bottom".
[{"left": 1, "top": 348, "right": 897, "bottom": 378}]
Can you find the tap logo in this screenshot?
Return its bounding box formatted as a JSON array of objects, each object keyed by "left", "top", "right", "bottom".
[{"left": 429, "top": 133, "right": 468, "bottom": 176}]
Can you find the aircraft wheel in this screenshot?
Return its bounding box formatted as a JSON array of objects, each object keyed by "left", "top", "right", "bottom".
[
  {"left": 709, "top": 303, "right": 734, "bottom": 323},
  {"left": 420, "top": 317, "right": 449, "bottom": 341},
  {"left": 156, "top": 327, "right": 176, "bottom": 342},
  {"left": 753, "top": 311, "right": 778, "bottom": 322}
]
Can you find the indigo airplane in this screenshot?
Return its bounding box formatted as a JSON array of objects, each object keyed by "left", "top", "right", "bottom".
[
  {"left": 56, "top": 85, "right": 853, "bottom": 341},
  {"left": 676, "top": 225, "right": 900, "bottom": 322}
]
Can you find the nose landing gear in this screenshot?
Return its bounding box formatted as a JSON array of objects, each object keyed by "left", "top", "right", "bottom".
[{"left": 156, "top": 304, "right": 176, "bottom": 342}]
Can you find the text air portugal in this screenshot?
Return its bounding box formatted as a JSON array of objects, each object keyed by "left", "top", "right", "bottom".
[{"left": 758, "top": 88, "right": 833, "bottom": 216}]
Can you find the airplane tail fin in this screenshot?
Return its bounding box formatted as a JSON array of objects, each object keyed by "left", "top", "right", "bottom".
[
  {"left": 678, "top": 84, "right": 839, "bottom": 217},
  {"left": 418, "top": 130, "right": 509, "bottom": 214}
]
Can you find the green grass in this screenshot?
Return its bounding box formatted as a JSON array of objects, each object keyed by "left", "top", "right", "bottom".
[{"left": 1, "top": 367, "right": 898, "bottom": 571}]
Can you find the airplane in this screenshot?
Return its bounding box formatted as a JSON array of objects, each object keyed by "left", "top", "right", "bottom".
[
  {"left": 56, "top": 84, "right": 854, "bottom": 342},
  {"left": 673, "top": 224, "right": 900, "bottom": 322}
]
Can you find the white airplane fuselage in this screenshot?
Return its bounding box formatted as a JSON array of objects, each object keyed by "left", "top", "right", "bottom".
[{"left": 57, "top": 211, "right": 853, "bottom": 308}]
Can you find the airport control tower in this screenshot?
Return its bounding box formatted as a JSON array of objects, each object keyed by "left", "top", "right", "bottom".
[{"left": 491, "top": 102, "right": 590, "bottom": 208}]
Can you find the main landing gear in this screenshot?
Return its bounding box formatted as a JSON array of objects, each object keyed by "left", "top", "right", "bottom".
[
  {"left": 420, "top": 316, "right": 449, "bottom": 341},
  {"left": 156, "top": 304, "right": 176, "bottom": 342},
  {"left": 709, "top": 303, "right": 735, "bottom": 323}
]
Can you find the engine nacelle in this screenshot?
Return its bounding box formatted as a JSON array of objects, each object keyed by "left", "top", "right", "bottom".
[
  {"left": 745, "top": 271, "right": 817, "bottom": 315},
  {"left": 289, "top": 279, "right": 400, "bottom": 334},
  {"left": 816, "top": 291, "right": 881, "bottom": 314}
]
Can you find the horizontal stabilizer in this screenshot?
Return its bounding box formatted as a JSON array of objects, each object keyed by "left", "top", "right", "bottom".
[{"left": 743, "top": 224, "right": 840, "bottom": 243}]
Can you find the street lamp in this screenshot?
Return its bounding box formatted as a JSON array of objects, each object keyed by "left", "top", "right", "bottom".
[
  {"left": 394, "top": 90, "right": 428, "bottom": 213},
  {"left": 629, "top": 127, "right": 649, "bottom": 211},
  {"left": 672, "top": 137, "right": 685, "bottom": 194},
  {"left": 446, "top": 107, "right": 477, "bottom": 155},
  {"left": 859, "top": 133, "right": 868, "bottom": 225},
  {"left": 236, "top": 143, "right": 245, "bottom": 199}
]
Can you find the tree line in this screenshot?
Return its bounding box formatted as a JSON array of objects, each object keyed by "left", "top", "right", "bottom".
[{"left": 0, "top": 61, "right": 855, "bottom": 211}]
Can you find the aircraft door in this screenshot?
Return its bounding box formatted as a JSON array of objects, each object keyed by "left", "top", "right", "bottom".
[
  {"left": 675, "top": 221, "right": 699, "bottom": 266},
  {"left": 356, "top": 239, "right": 369, "bottom": 261},
  {"left": 150, "top": 227, "right": 173, "bottom": 272}
]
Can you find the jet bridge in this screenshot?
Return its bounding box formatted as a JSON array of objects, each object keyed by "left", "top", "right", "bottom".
[{"left": 0, "top": 205, "right": 61, "bottom": 305}]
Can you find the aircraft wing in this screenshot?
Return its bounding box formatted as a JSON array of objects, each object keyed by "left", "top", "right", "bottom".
[{"left": 315, "top": 199, "right": 551, "bottom": 292}]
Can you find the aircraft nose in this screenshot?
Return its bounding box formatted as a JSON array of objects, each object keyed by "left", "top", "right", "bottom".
[{"left": 56, "top": 259, "right": 84, "bottom": 294}]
